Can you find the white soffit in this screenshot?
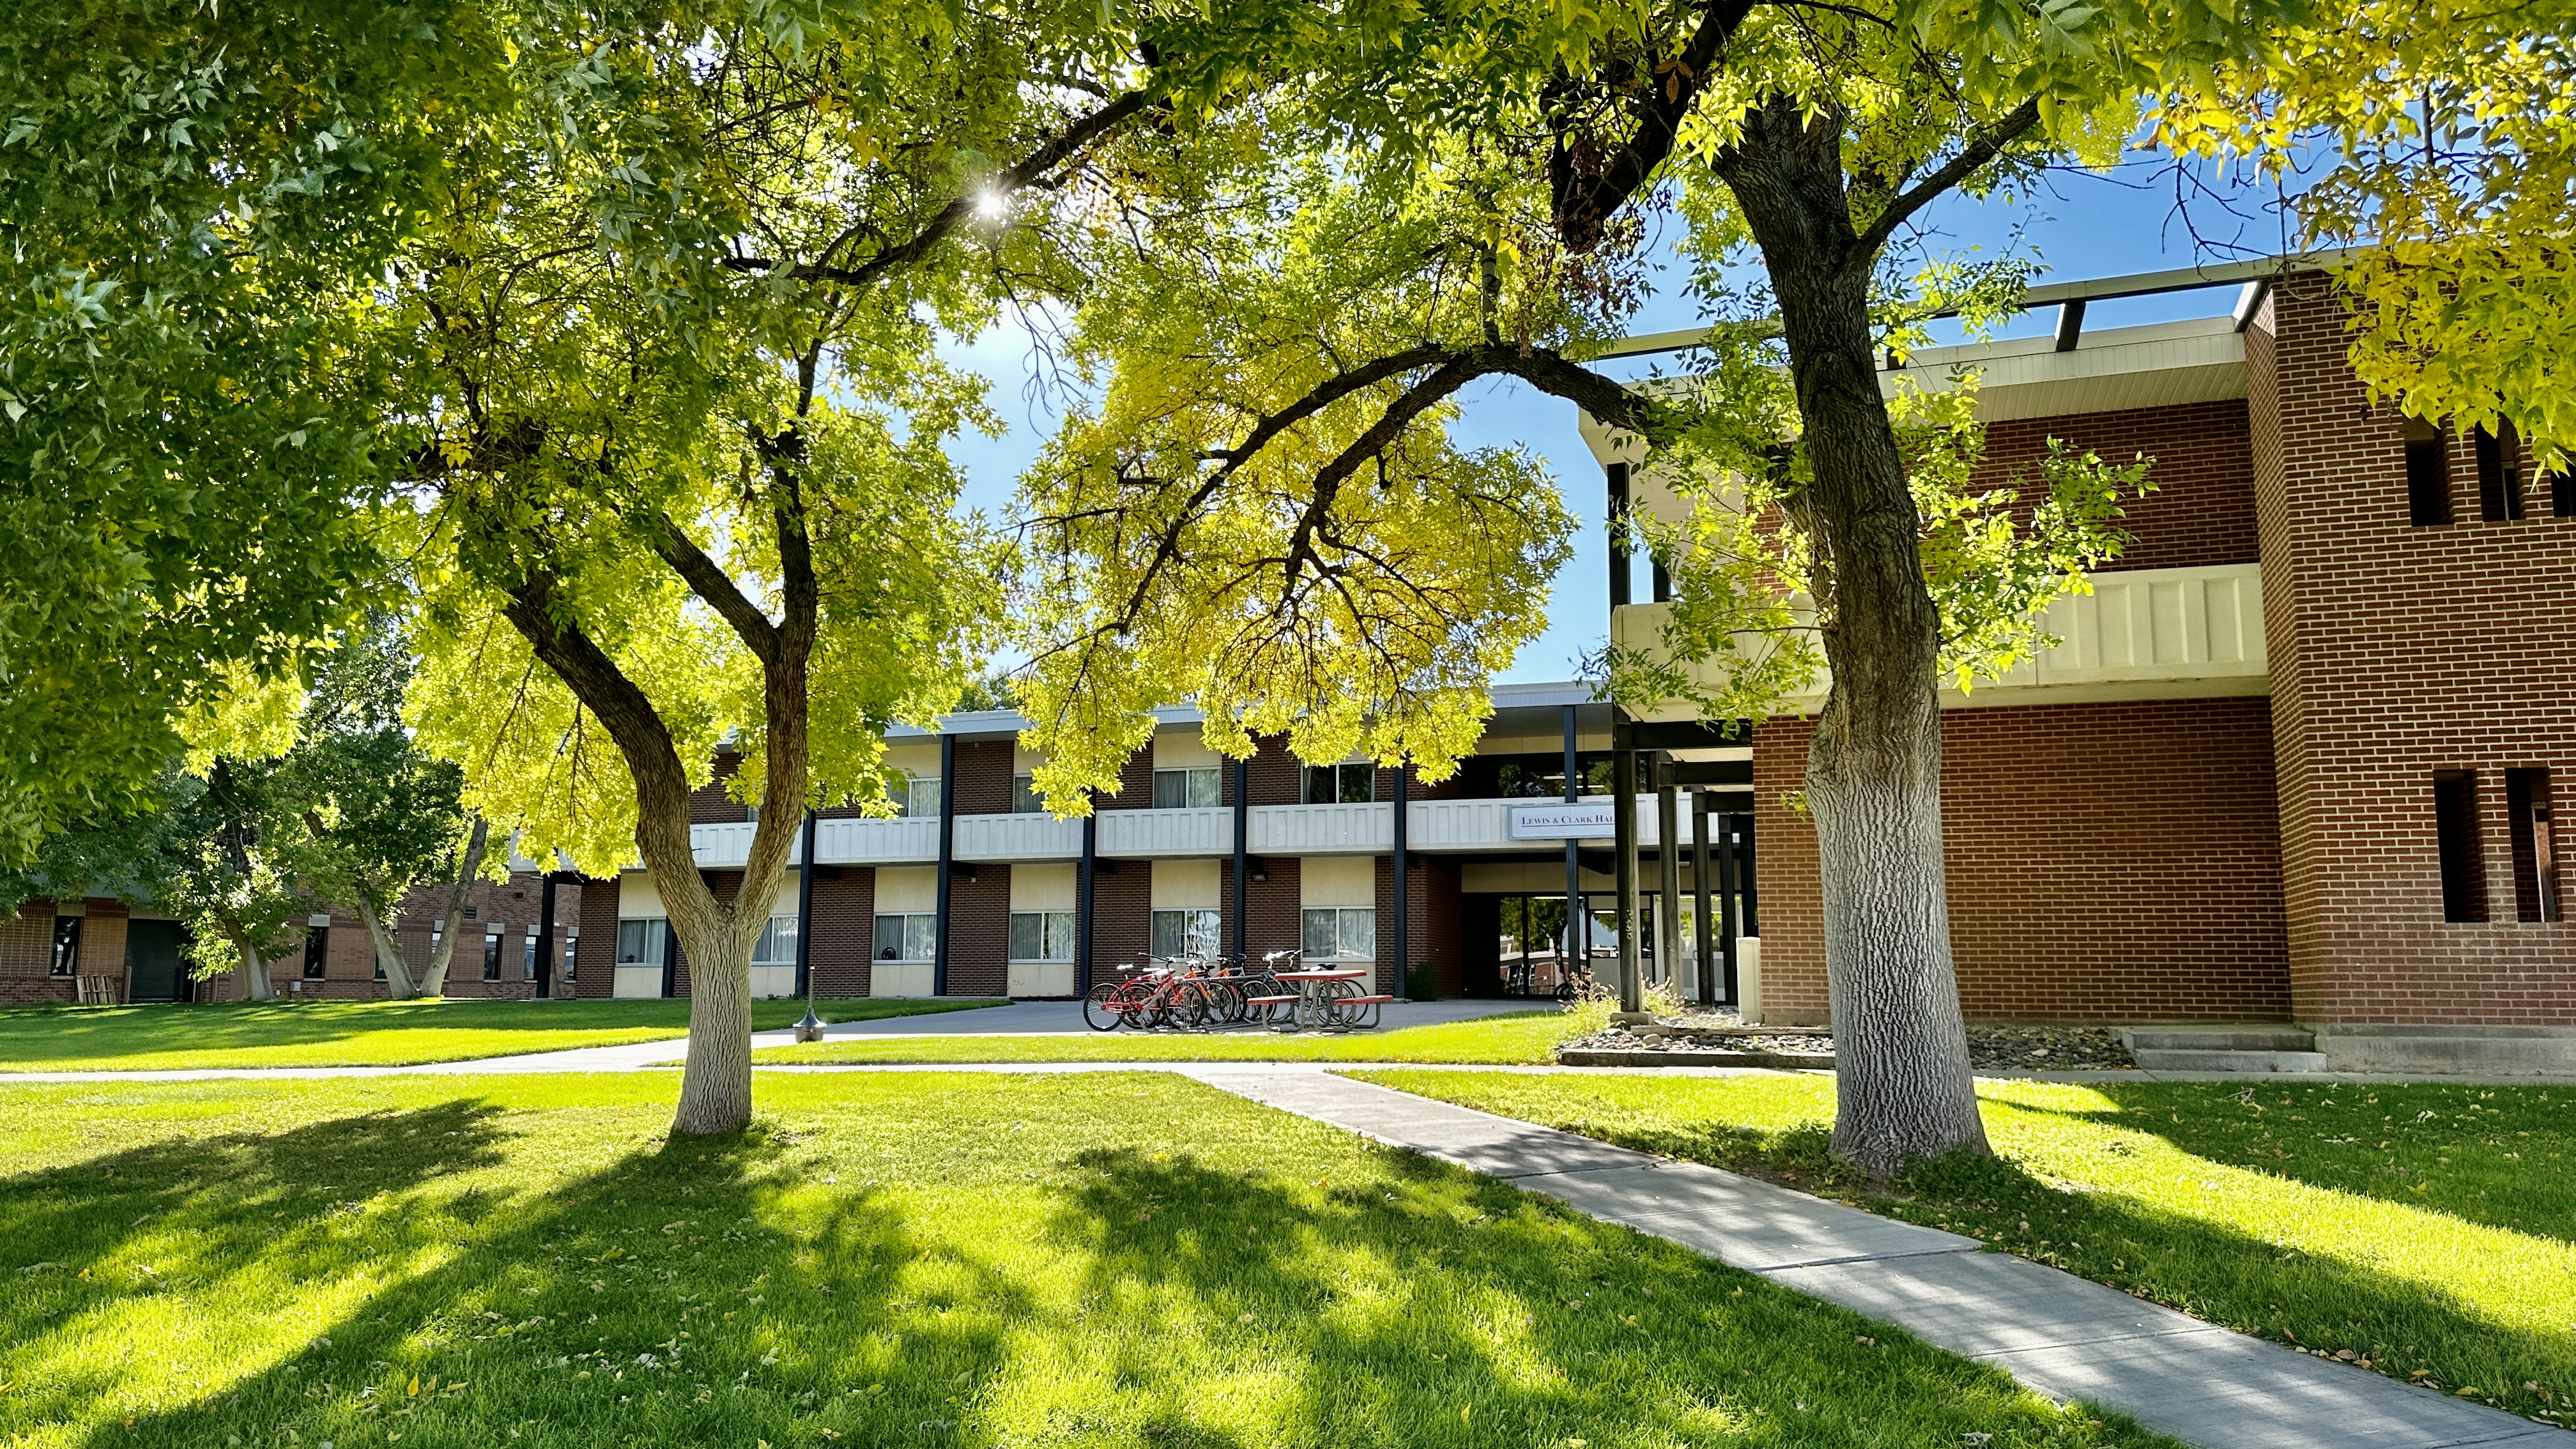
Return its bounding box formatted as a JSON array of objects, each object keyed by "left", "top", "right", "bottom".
[{"left": 1886, "top": 316, "right": 2247, "bottom": 422}]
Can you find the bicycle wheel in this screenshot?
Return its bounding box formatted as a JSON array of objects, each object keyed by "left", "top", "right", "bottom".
[
  {"left": 1082, "top": 982, "right": 1126, "bottom": 1032},
  {"left": 1167, "top": 982, "right": 1211, "bottom": 1030},
  {"left": 1552, "top": 979, "right": 1574, "bottom": 1004}
]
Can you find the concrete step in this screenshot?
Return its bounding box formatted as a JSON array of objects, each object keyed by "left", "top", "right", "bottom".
[
  {"left": 2123, "top": 1023, "right": 2317, "bottom": 1054},
  {"left": 2132, "top": 1048, "right": 2333, "bottom": 1073}
]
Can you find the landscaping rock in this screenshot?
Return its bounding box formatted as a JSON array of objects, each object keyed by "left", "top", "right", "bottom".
[{"left": 1552, "top": 1020, "right": 2135, "bottom": 1071}]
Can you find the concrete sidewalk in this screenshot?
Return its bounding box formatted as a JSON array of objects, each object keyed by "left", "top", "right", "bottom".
[{"left": 1190, "top": 1070, "right": 2571, "bottom": 1449}]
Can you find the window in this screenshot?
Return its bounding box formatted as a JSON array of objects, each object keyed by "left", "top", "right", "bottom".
[
  {"left": 753, "top": 915, "right": 799, "bottom": 967},
  {"left": 894, "top": 775, "right": 942, "bottom": 818},
  {"left": 2434, "top": 771, "right": 2487, "bottom": 922},
  {"left": 2405, "top": 417, "right": 2451, "bottom": 526},
  {"left": 424, "top": 926, "right": 440, "bottom": 981},
  {"left": 1009, "top": 910, "right": 1080, "bottom": 962},
  {"left": 1149, "top": 908, "right": 1220, "bottom": 958},
  {"left": 1011, "top": 774, "right": 1046, "bottom": 813},
  {"left": 616, "top": 917, "right": 668, "bottom": 967},
  {"left": 2506, "top": 769, "right": 2563, "bottom": 924},
  {"left": 482, "top": 931, "right": 504, "bottom": 981},
  {"left": 49, "top": 916, "right": 79, "bottom": 977},
  {"left": 303, "top": 925, "right": 328, "bottom": 979},
  {"left": 1302, "top": 762, "right": 1376, "bottom": 804},
  {"left": 2553, "top": 463, "right": 2576, "bottom": 519},
  {"left": 1302, "top": 907, "right": 1377, "bottom": 962},
  {"left": 562, "top": 928, "right": 578, "bottom": 981},
  {"left": 2476, "top": 420, "right": 2525, "bottom": 522},
  {"left": 873, "top": 913, "right": 937, "bottom": 962},
  {"left": 1151, "top": 767, "right": 1221, "bottom": 809},
  {"left": 522, "top": 931, "right": 539, "bottom": 981}
]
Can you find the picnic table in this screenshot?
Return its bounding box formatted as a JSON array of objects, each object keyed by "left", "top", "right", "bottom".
[{"left": 1259, "top": 968, "right": 1393, "bottom": 1032}]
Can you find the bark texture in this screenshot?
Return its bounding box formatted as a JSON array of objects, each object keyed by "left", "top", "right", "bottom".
[
  {"left": 418, "top": 814, "right": 490, "bottom": 998},
  {"left": 354, "top": 894, "right": 418, "bottom": 998},
  {"left": 1713, "top": 96, "right": 1989, "bottom": 1176},
  {"left": 229, "top": 930, "right": 273, "bottom": 1000}
]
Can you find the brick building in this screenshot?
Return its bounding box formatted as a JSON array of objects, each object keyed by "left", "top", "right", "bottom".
[
  {"left": 1603, "top": 261, "right": 2573, "bottom": 1072},
  {"left": 10, "top": 261, "right": 2565, "bottom": 1075}
]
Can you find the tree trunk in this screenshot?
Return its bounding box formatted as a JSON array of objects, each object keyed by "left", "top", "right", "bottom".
[
  {"left": 355, "top": 893, "right": 418, "bottom": 999},
  {"left": 229, "top": 928, "right": 274, "bottom": 1002},
  {"left": 1717, "top": 98, "right": 1989, "bottom": 1177},
  {"left": 419, "top": 814, "right": 489, "bottom": 998}
]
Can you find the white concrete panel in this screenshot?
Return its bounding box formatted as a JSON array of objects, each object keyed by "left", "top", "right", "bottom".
[
  {"left": 612, "top": 965, "right": 663, "bottom": 999},
  {"left": 1301, "top": 855, "right": 1376, "bottom": 907},
  {"left": 882, "top": 742, "right": 940, "bottom": 782},
  {"left": 1006, "top": 962, "right": 1077, "bottom": 997},
  {"left": 811, "top": 816, "right": 938, "bottom": 866},
  {"left": 1011, "top": 862, "right": 1078, "bottom": 911},
  {"left": 1097, "top": 806, "right": 1231, "bottom": 857},
  {"left": 1153, "top": 732, "right": 1222, "bottom": 769},
  {"left": 870, "top": 961, "right": 935, "bottom": 997},
  {"left": 954, "top": 813, "right": 1082, "bottom": 861},
  {"left": 749, "top": 965, "right": 797, "bottom": 999},
  {"left": 617, "top": 871, "right": 662, "bottom": 919},
  {"left": 1153, "top": 859, "right": 1223, "bottom": 910},
  {"left": 875, "top": 866, "right": 937, "bottom": 914},
  {"left": 1246, "top": 802, "right": 1391, "bottom": 855},
  {"left": 1461, "top": 862, "right": 1625, "bottom": 894}
]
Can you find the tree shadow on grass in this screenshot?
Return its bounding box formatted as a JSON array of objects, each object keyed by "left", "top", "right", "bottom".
[
  {"left": 1395, "top": 1082, "right": 2576, "bottom": 1427},
  {"left": 0, "top": 1105, "right": 1038, "bottom": 1449},
  {"left": 1035, "top": 1142, "right": 2179, "bottom": 1448}
]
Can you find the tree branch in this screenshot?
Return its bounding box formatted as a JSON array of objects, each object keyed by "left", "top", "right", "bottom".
[
  {"left": 1552, "top": 0, "right": 1759, "bottom": 252},
  {"left": 1855, "top": 97, "right": 2043, "bottom": 254},
  {"left": 721, "top": 88, "right": 1156, "bottom": 290},
  {"left": 652, "top": 515, "right": 783, "bottom": 669}
]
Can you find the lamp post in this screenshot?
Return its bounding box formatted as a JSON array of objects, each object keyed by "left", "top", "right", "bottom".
[{"left": 793, "top": 808, "right": 825, "bottom": 1043}]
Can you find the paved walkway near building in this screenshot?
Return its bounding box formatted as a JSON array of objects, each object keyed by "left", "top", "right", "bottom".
[{"left": 1186, "top": 1070, "right": 2572, "bottom": 1449}]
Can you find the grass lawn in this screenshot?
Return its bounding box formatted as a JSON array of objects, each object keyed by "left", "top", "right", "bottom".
[
  {"left": 1357, "top": 1069, "right": 2576, "bottom": 1428},
  {"left": 754, "top": 1010, "right": 1586, "bottom": 1067},
  {"left": 0, "top": 997, "right": 1002, "bottom": 1072},
  {"left": 0, "top": 1071, "right": 2177, "bottom": 1448}
]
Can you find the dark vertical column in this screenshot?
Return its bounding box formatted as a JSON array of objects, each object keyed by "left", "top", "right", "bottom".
[
  {"left": 1740, "top": 811, "right": 1759, "bottom": 937},
  {"left": 535, "top": 873, "right": 558, "bottom": 999},
  {"left": 1691, "top": 792, "right": 1715, "bottom": 1007},
  {"left": 1077, "top": 789, "right": 1098, "bottom": 993},
  {"left": 1717, "top": 812, "right": 1740, "bottom": 1007},
  {"left": 1561, "top": 703, "right": 1582, "bottom": 970},
  {"left": 1652, "top": 558, "right": 1671, "bottom": 604},
  {"left": 934, "top": 731, "right": 956, "bottom": 996},
  {"left": 1655, "top": 756, "right": 1681, "bottom": 992},
  {"left": 793, "top": 809, "right": 818, "bottom": 998},
  {"left": 1612, "top": 715, "right": 1641, "bottom": 1014},
  {"left": 1392, "top": 760, "right": 1411, "bottom": 997},
  {"left": 1607, "top": 461, "right": 1632, "bottom": 609},
  {"left": 661, "top": 920, "right": 678, "bottom": 999},
  {"left": 1229, "top": 756, "right": 1249, "bottom": 958}
]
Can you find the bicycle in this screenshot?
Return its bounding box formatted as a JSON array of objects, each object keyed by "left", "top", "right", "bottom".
[{"left": 1552, "top": 961, "right": 1614, "bottom": 1004}]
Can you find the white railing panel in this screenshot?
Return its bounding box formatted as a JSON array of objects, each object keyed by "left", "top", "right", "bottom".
[
  {"left": 813, "top": 816, "right": 939, "bottom": 866},
  {"left": 954, "top": 813, "right": 1084, "bottom": 861},
  {"left": 1245, "top": 802, "right": 1393, "bottom": 855},
  {"left": 1096, "top": 806, "right": 1234, "bottom": 857}
]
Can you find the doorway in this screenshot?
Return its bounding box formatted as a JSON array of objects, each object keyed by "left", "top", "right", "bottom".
[{"left": 126, "top": 919, "right": 188, "bottom": 1002}]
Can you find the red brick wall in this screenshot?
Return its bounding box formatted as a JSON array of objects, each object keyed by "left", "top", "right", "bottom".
[
  {"left": 1090, "top": 859, "right": 1151, "bottom": 978},
  {"left": 1229, "top": 855, "right": 1303, "bottom": 961},
  {"left": 951, "top": 742, "right": 1013, "bottom": 816},
  {"left": 1098, "top": 747, "right": 1156, "bottom": 811},
  {"left": 944, "top": 863, "right": 1009, "bottom": 996},
  {"left": 1972, "top": 401, "right": 2260, "bottom": 573},
  {"left": 809, "top": 868, "right": 876, "bottom": 998},
  {"left": 574, "top": 877, "right": 620, "bottom": 997},
  {"left": 1376, "top": 856, "right": 1465, "bottom": 995},
  {"left": 691, "top": 754, "right": 751, "bottom": 824},
  {"left": 1752, "top": 699, "right": 2290, "bottom": 1023},
  {"left": 1245, "top": 735, "right": 1301, "bottom": 806},
  {"left": 2251, "top": 278, "right": 2576, "bottom": 1024}
]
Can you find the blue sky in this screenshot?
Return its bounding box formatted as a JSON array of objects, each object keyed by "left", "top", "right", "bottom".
[{"left": 941, "top": 153, "right": 2279, "bottom": 686}]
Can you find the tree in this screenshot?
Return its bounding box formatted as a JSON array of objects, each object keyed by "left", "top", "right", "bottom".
[
  {"left": 1012, "top": 0, "right": 2294, "bottom": 1176},
  {"left": 283, "top": 620, "right": 471, "bottom": 998},
  {"left": 388, "top": 0, "right": 1292, "bottom": 1135},
  {"left": 0, "top": 0, "right": 500, "bottom": 859}
]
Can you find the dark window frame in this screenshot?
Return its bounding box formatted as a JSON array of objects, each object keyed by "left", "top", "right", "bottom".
[
  {"left": 2476, "top": 420, "right": 2525, "bottom": 522},
  {"left": 2435, "top": 770, "right": 2488, "bottom": 922},
  {"left": 2405, "top": 417, "right": 2452, "bottom": 526},
  {"left": 2506, "top": 769, "right": 2563, "bottom": 924},
  {"left": 303, "top": 924, "right": 328, "bottom": 978},
  {"left": 49, "top": 916, "right": 80, "bottom": 977}
]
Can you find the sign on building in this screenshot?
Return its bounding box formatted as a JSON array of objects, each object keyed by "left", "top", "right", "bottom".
[{"left": 1507, "top": 802, "right": 1618, "bottom": 841}]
